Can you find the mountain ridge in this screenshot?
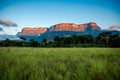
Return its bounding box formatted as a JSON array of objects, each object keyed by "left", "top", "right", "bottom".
[
  {"left": 18, "top": 22, "right": 101, "bottom": 36},
  {"left": 16, "top": 22, "right": 120, "bottom": 42}
]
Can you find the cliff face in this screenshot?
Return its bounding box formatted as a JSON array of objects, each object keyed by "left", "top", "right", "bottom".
[
  {"left": 49, "top": 22, "right": 100, "bottom": 31},
  {"left": 18, "top": 27, "right": 47, "bottom": 35},
  {"left": 50, "top": 23, "right": 79, "bottom": 31}
]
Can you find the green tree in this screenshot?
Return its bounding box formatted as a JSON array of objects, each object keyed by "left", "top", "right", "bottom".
[
  {"left": 42, "top": 38, "right": 47, "bottom": 47},
  {"left": 79, "top": 35, "right": 93, "bottom": 44},
  {"left": 29, "top": 39, "right": 39, "bottom": 47},
  {"left": 2, "top": 39, "right": 11, "bottom": 46},
  {"left": 96, "top": 32, "right": 112, "bottom": 45},
  {"left": 54, "top": 36, "right": 61, "bottom": 47},
  {"left": 109, "top": 34, "right": 120, "bottom": 47}
]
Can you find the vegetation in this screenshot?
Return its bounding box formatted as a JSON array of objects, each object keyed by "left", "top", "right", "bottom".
[
  {"left": 0, "top": 48, "right": 120, "bottom": 80},
  {"left": 96, "top": 32, "right": 120, "bottom": 47},
  {"left": 0, "top": 32, "right": 120, "bottom": 47}
]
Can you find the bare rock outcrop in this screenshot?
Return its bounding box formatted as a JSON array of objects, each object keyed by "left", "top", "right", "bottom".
[
  {"left": 18, "top": 27, "right": 47, "bottom": 35},
  {"left": 49, "top": 22, "right": 100, "bottom": 31}
]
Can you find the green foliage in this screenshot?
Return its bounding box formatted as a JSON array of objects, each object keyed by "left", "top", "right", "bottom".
[
  {"left": 0, "top": 48, "right": 120, "bottom": 80},
  {"left": 96, "top": 32, "right": 112, "bottom": 44},
  {"left": 0, "top": 32, "right": 120, "bottom": 47},
  {"left": 20, "top": 37, "right": 26, "bottom": 41},
  {"left": 52, "top": 35, "right": 93, "bottom": 47},
  {"left": 29, "top": 39, "right": 40, "bottom": 47},
  {"left": 42, "top": 38, "right": 47, "bottom": 43},
  {"left": 109, "top": 34, "right": 120, "bottom": 47},
  {"left": 96, "top": 32, "right": 120, "bottom": 47}
]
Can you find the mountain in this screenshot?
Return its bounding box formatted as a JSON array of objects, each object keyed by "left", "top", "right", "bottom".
[
  {"left": 17, "top": 27, "right": 47, "bottom": 36},
  {"left": 49, "top": 22, "right": 101, "bottom": 32},
  {"left": 108, "top": 26, "right": 120, "bottom": 31},
  {"left": 18, "top": 22, "right": 100, "bottom": 36},
  {"left": 17, "top": 22, "right": 120, "bottom": 42}
]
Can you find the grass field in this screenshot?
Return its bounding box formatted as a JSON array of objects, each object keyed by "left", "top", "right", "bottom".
[{"left": 0, "top": 47, "right": 120, "bottom": 80}]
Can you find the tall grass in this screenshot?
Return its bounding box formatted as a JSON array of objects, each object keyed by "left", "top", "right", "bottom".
[{"left": 0, "top": 47, "right": 120, "bottom": 80}]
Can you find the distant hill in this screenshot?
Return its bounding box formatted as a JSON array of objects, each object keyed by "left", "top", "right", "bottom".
[
  {"left": 108, "top": 26, "right": 120, "bottom": 31},
  {"left": 17, "top": 27, "right": 47, "bottom": 36}
]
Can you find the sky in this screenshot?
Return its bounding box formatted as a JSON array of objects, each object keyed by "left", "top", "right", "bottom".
[{"left": 0, "top": 0, "right": 120, "bottom": 35}]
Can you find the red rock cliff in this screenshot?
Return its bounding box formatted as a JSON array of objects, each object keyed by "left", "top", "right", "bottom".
[
  {"left": 18, "top": 22, "right": 101, "bottom": 36},
  {"left": 88, "top": 22, "right": 100, "bottom": 30},
  {"left": 49, "top": 22, "right": 100, "bottom": 31},
  {"left": 18, "top": 27, "right": 47, "bottom": 35}
]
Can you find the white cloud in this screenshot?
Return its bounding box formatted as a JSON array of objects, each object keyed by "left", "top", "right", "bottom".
[{"left": 0, "top": 25, "right": 18, "bottom": 35}]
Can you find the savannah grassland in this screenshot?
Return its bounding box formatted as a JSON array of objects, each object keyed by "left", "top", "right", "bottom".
[{"left": 0, "top": 47, "right": 120, "bottom": 80}]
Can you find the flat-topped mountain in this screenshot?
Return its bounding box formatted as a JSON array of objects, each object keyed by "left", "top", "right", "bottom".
[
  {"left": 18, "top": 22, "right": 101, "bottom": 36},
  {"left": 17, "top": 27, "right": 47, "bottom": 36},
  {"left": 17, "top": 22, "right": 120, "bottom": 42},
  {"left": 49, "top": 22, "right": 100, "bottom": 32}
]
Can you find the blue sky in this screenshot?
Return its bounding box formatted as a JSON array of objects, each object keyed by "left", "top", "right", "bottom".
[{"left": 0, "top": 0, "right": 120, "bottom": 35}]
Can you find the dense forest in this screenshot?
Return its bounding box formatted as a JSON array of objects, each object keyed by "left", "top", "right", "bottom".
[{"left": 0, "top": 32, "right": 120, "bottom": 47}]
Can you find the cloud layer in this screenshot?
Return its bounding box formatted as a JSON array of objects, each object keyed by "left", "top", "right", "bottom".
[{"left": 0, "top": 19, "right": 18, "bottom": 27}]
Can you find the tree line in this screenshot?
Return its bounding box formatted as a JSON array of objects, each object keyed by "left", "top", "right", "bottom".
[{"left": 0, "top": 32, "right": 120, "bottom": 47}]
